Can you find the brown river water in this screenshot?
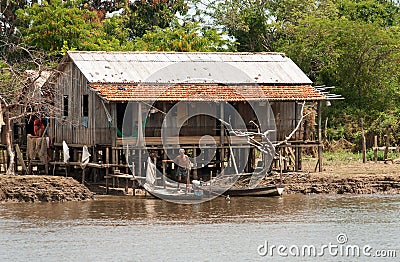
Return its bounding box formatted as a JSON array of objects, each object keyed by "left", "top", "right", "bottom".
[{"left": 1, "top": 194, "right": 399, "bottom": 261}]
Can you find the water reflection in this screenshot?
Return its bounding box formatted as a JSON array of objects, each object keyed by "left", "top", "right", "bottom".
[
  {"left": 1, "top": 194, "right": 399, "bottom": 225},
  {"left": 1, "top": 195, "right": 399, "bottom": 261}
]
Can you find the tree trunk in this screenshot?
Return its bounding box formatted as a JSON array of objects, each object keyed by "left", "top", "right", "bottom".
[{"left": 5, "top": 118, "right": 15, "bottom": 175}]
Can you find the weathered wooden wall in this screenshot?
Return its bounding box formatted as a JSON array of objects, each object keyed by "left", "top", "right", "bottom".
[
  {"left": 271, "top": 101, "right": 302, "bottom": 141},
  {"left": 50, "top": 61, "right": 115, "bottom": 146}
]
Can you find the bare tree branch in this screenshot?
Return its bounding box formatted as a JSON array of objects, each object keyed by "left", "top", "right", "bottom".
[{"left": 219, "top": 101, "right": 310, "bottom": 175}]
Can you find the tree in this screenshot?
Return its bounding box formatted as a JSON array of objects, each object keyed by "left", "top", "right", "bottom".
[
  {"left": 206, "top": 0, "right": 400, "bottom": 145},
  {"left": 210, "top": 0, "right": 275, "bottom": 51},
  {"left": 207, "top": 0, "right": 337, "bottom": 52},
  {"left": 125, "top": 0, "right": 189, "bottom": 39},
  {"left": 133, "top": 20, "right": 236, "bottom": 51},
  {"left": 337, "top": 0, "right": 400, "bottom": 27},
  {"left": 282, "top": 17, "right": 399, "bottom": 106},
  {"left": 0, "top": 40, "right": 61, "bottom": 175},
  {"left": 0, "top": 0, "right": 35, "bottom": 40},
  {"left": 15, "top": 0, "right": 133, "bottom": 54},
  {"left": 16, "top": 0, "right": 100, "bottom": 53},
  {"left": 275, "top": 2, "right": 400, "bottom": 142}
]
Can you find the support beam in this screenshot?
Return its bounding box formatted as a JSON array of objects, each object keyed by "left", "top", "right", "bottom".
[
  {"left": 317, "top": 101, "right": 323, "bottom": 172},
  {"left": 294, "top": 101, "right": 299, "bottom": 171},
  {"left": 220, "top": 102, "right": 225, "bottom": 164},
  {"left": 361, "top": 118, "right": 367, "bottom": 163}
]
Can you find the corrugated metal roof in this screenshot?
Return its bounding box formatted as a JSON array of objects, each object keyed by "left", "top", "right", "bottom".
[{"left": 67, "top": 51, "right": 313, "bottom": 85}]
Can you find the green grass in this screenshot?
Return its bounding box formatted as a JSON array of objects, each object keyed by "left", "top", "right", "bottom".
[
  {"left": 366, "top": 149, "right": 400, "bottom": 161},
  {"left": 323, "top": 151, "right": 362, "bottom": 163}
]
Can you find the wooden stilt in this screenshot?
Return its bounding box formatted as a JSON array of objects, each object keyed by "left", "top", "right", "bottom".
[
  {"left": 15, "top": 144, "right": 27, "bottom": 173},
  {"left": 374, "top": 136, "right": 378, "bottom": 163},
  {"left": 192, "top": 146, "right": 197, "bottom": 180},
  {"left": 317, "top": 101, "right": 323, "bottom": 172},
  {"left": 294, "top": 101, "right": 299, "bottom": 172},
  {"left": 384, "top": 127, "right": 391, "bottom": 160},
  {"left": 82, "top": 168, "right": 86, "bottom": 184},
  {"left": 361, "top": 118, "right": 366, "bottom": 163},
  {"left": 220, "top": 102, "right": 225, "bottom": 173},
  {"left": 105, "top": 147, "right": 109, "bottom": 194}
]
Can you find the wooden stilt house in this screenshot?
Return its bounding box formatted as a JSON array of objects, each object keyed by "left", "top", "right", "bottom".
[{"left": 48, "top": 52, "right": 327, "bottom": 180}]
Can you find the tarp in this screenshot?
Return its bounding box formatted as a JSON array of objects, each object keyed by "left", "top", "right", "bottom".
[
  {"left": 62, "top": 140, "right": 70, "bottom": 163},
  {"left": 146, "top": 157, "right": 156, "bottom": 185},
  {"left": 81, "top": 145, "right": 91, "bottom": 168}
]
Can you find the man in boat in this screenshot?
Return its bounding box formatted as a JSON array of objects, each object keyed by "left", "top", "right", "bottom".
[{"left": 166, "top": 149, "right": 191, "bottom": 183}]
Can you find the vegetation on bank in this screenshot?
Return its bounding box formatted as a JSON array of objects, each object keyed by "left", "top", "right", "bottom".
[
  {"left": 0, "top": 0, "right": 399, "bottom": 154},
  {"left": 321, "top": 151, "right": 400, "bottom": 164}
]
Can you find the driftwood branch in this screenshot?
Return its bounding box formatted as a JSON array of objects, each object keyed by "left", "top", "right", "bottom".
[
  {"left": 275, "top": 101, "right": 310, "bottom": 147},
  {"left": 219, "top": 102, "right": 310, "bottom": 173}
]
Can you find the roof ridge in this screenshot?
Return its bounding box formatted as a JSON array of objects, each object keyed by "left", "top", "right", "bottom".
[{"left": 67, "top": 51, "right": 286, "bottom": 56}]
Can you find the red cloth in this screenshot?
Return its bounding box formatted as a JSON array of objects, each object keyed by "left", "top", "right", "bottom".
[{"left": 34, "top": 119, "right": 45, "bottom": 136}]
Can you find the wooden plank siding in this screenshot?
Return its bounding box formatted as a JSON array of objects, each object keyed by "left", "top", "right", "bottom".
[
  {"left": 51, "top": 62, "right": 116, "bottom": 146},
  {"left": 51, "top": 75, "right": 305, "bottom": 148},
  {"left": 271, "top": 101, "right": 303, "bottom": 141}
]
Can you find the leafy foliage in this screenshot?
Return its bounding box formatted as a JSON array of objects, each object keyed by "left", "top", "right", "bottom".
[
  {"left": 125, "top": 0, "right": 189, "bottom": 39},
  {"left": 212, "top": 1, "right": 274, "bottom": 51},
  {"left": 15, "top": 0, "right": 136, "bottom": 54},
  {"left": 0, "top": 0, "right": 31, "bottom": 39},
  {"left": 1, "top": 0, "right": 400, "bottom": 151},
  {"left": 134, "top": 20, "right": 235, "bottom": 52},
  {"left": 16, "top": 1, "right": 100, "bottom": 53}
]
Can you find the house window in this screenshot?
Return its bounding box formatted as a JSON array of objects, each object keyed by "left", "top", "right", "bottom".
[
  {"left": 82, "top": 94, "right": 89, "bottom": 127},
  {"left": 63, "top": 95, "right": 69, "bottom": 117},
  {"left": 82, "top": 95, "right": 89, "bottom": 117}
]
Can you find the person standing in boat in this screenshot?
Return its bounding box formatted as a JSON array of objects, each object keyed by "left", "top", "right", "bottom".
[{"left": 166, "top": 149, "right": 191, "bottom": 183}]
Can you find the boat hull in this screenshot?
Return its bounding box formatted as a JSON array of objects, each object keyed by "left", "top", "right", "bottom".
[
  {"left": 143, "top": 183, "right": 212, "bottom": 201},
  {"left": 223, "top": 185, "right": 282, "bottom": 197}
]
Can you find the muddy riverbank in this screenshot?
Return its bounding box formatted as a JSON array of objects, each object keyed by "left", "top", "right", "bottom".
[
  {"left": 263, "top": 161, "right": 400, "bottom": 194},
  {"left": 274, "top": 172, "right": 400, "bottom": 194},
  {"left": 1, "top": 162, "right": 399, "bottom": 201},
  {"left": 0, "top": 175, "right": 94, "bottom": 203}
]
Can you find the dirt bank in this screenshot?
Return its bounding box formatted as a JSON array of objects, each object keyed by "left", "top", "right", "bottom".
[
  {"left": 0, "top": 175, "right": 94, "bottom": 203},
  {"left": 266, "top": 161, "right": 400, "bottom": 194}
]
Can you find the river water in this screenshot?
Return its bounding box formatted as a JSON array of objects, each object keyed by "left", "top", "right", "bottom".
[{"left": 0, "top": 194, "right": 399, "bottom": 261}]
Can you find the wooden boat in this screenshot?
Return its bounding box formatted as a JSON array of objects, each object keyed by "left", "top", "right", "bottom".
[
  {"left": 223, "top": 184, "right": 283, "bottom": 197},
  {"left": 143, "top": 183, "right": 213, "bottom": 202},
  {"left": 142, "top": 155, "right": 283, "bottom": 201},
  {"left": 143, "top": 182, "right": 283, "bottom": 200}
]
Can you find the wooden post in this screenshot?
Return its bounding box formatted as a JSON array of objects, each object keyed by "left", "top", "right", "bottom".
[
  {"left": 105, "top": 147, "right": 109, "bottom": 194},
  {"left": 15, "top": 144, "right": 27, "bottom": 173},
  {"left": 361, "top": 118, "right": 366, "bottom": 163},
  {"left": 384, "top": 126, "right": 391, "bottom": 160},
  {"left": 138, "top": 148, "right": 142, "bottom": 178},
  {"left": 374, "top": 136, "right": 378, "bottom": 163},
  {"left": 65, "top": 161, "right": 69, "bottom": 177},
  {"left": 137, "top": 102, "right": 144, "bottom": 178},
  {"left": 162, "top": 160, "right": 166, "bottom": 188},
  {"left": 283, "top": 147, "right": 288, "bottom": 171},
  {"left": 220, "top": 102, "right": 225, "bottom": 169},
  {"left": 297, "top": 146, "right": 302, "bottom": 171},
  {"left": 294, "top": 102, "right": 299, "bottom": 171},
  {"left": 317, "top": 101, "right": 323, "bottom": 172},
  {"left": 131, "top": 162, "right": 136, "bottom": 194},
  {"left": 82, "top": 168, "right": 86, "bottom": 184},
  {"left": 192, "top": 147, "right": 198, "bottom": 180},
  {"left": 324, "top": 117, "right": 328, "bottom": 140}
]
